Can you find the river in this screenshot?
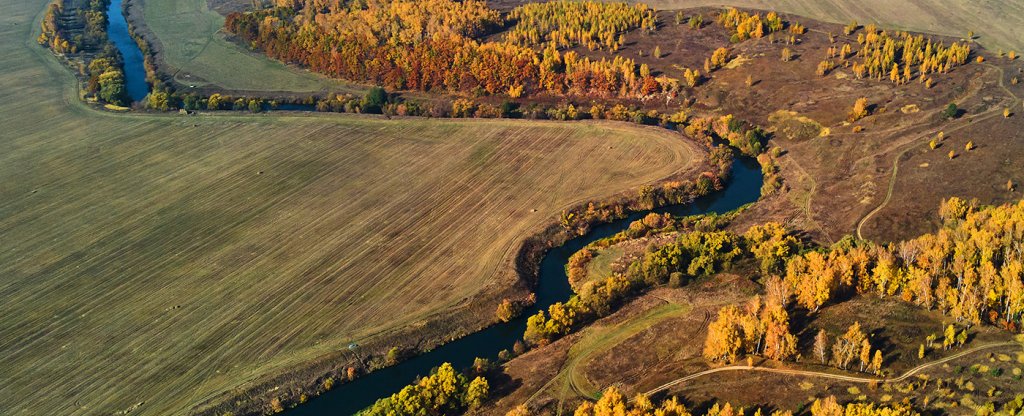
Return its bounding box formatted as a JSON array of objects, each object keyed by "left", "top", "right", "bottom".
[
  {"left": 98, "top": 3, "right": 762, "bottom": 410},
  {"left": 106, "top": 0, "right": 150, "bottom": 102},
  {"left": 287, "top": 157, "right": 763, "bottom": 415}
]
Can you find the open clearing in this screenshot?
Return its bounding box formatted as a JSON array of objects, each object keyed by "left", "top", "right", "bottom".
[
  {"left": 131, "top": 0, "right": 353, "bottom": 93},
  {"left": 642, "top": 0, "right": 1024, "bottom": 53},
  {"left": 0, "top": 1, "right": 701, "bottom": 414}
]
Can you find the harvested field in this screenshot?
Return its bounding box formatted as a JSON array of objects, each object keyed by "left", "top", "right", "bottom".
[{"left": 0, "top": 1, "right": 703, "bottom": 414}]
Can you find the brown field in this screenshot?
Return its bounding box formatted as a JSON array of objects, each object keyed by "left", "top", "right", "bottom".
[
  {"left": 144, "top": 0, "right": 1024, "bottom": 246},
  {"left": 0, "top": 0, "right": 707, "bottom": 414}
]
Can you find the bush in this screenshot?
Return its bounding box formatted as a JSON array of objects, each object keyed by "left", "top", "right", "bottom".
[
  {"left": 361, "top": 86, "right": 387, "bottom": 114},
  {"left": 943, "top": 103, "right": 960, "bottom": 119}
]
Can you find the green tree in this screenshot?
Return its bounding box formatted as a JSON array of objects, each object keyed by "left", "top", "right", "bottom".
[
  {"left": 362, "top": 86, "right": 387, "bottom": 114},
  {"left": 98, "top": 70, "right": 127, "bottom": 106},
  {"left": 943, "top": 103, "right": 959, "bottom": 119}
]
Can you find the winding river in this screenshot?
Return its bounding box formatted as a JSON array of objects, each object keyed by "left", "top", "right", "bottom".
[
  {"left": 106, "top": 0, "right": 150, "bottom": 102},
  {"left": 289, "top": 158, "right": 763, "bottom": 415},
  {"left": 99, "top": 3, "right": 762, "bottom": 412}
]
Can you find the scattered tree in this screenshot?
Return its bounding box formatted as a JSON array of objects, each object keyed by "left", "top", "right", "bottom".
[
  {"left": 781, "top": 47, "right": 793, "bottom": 62},
  {"left": 814, "top": 329, "right": 829, "bottom": 364},
  {"left": 465, "top": 376, "right": 489, "bottom": 409},
  {"left": 710, "top": 47, "right": 730, "bottom": 69},
  {"left": 849, "top": 98, "right": 869, "bottom": 122},
  {"left": 943, "top": 103, "right": 959, "bottom": 119},
  {"left": 496, "top": 299, "right": 516, "bottom": 322},
  {"left": 943, "top": 324, "right": 956, "bottom": 350}
]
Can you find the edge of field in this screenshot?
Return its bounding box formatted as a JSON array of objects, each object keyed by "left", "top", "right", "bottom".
[
  {"left": 184, "top": 118, "right": 711, "bottom": 416},
  {"left": 23, "top": 5, "right": 716, "bottom": 414},
  {"left": 124, "top": 0, "right": 365, "bottom": 96}
]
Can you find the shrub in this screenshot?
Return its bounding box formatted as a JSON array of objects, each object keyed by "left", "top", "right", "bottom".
[
  {"left": 943, "top": 103, "right": 960, "bottom": 119},
  {"left": 361, "top": 86, "right": 387, "bottom": 114}
]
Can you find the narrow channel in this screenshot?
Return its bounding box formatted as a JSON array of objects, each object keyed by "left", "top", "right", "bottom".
[
  {"left": 288, "top": 157, "right": 764, "bottom": 415},
  {"left": 106, "top": 0, "right": 150, "bottom": 102}
]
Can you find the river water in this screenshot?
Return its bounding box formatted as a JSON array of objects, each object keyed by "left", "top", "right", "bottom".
[
  {"left": 98, "top": 3, "right": 762, "bottom": 410},
  {"left": 106, "top": 0, "right": 150, "bottom": 102},
  {"left": 288, "top": 157, "right": 763, "bottom": 415}
]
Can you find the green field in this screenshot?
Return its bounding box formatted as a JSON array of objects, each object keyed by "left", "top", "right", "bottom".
[
  {"left": 136, "top": 0, "right": 354, "bottom": 93},
  {"left": 0, "top": 0, "right": 701, "bottom": 414},
  {"left": 648, "top": 0, "right": 1024, "bottom": 53}
]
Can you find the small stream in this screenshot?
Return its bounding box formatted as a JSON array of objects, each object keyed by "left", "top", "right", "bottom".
[
  {"left": 106, "top": 0, "right": 150, "bottom": 102},
  {"left": 288, "top": 157, "right": 764, "bottom": 415}
]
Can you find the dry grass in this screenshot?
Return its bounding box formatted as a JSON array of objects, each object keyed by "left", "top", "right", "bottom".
[
  {"left": 0, "top": 1, "right": 700, "bottom": 414},
  {"left": 645, "top": 0, "right": 1024, "bottom": 53}
]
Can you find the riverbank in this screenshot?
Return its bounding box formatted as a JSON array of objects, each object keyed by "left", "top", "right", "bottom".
[{"left": 7, "top": 7, "right": 716, "bottom": 412}]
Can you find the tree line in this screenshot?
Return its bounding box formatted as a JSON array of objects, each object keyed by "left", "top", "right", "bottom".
[
  {"left": 524, "top": 213, "right": 787, "bottom": 347},
  {"left": 783, "top": 197, "right": 1024, "bottom": 330},
  {"left": 38, "top": 0, "right": 129, "bottom": 106},
  {"left": 510, "top": 385, "right": 922, "bottom": 416},
  {"left": 363, "top": 362, "right": 489, "bottom": 415}
]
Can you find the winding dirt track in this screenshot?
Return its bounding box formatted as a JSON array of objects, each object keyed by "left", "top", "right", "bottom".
[{"left": 641, "top": 342, "right": 1022, "bottom": 397}]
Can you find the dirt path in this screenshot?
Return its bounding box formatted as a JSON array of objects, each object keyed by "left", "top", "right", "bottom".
[{"left": 640, "top": 341, "right": 1022, "bottom": 398}]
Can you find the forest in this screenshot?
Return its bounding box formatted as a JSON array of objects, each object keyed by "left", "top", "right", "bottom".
[
  {"left": 224, "top": 0, "right": 668, "bottom": 98},
  {"left": 699, "top": 197, "right": 1024, "bottom": 373},
  {"left": 782, "top": 197, "right": 1024, "bottom": 329}
]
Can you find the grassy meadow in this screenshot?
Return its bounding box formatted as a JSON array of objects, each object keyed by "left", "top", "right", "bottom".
[
  {"left": 647, "top": 0, "right": 1024, "bottom": 53},
  {"left": 136, "top": 0, "right": 353, "bottom": 93},
  {"left": 0, "top": 0, "right": 700, "bottom": 414}
]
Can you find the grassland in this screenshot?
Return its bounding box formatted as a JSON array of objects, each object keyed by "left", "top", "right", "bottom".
[
  {"left": 0, "top": 0, "right": 704, "bottom": 414},
  {"left": 643, "top": 0, "right": 1024, "bottom": 53},
  {"left": 130, "top": 0, "right": 355, "bottom": 93}
]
